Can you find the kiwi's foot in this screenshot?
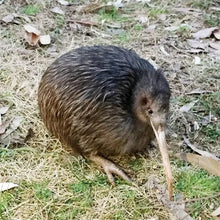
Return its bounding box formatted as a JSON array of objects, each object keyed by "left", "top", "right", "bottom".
[{"left": 89, "top": 154, "right": 131, "bottom": 186}]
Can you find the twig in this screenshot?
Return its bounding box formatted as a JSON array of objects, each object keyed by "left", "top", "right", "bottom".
[
  {"left": 67, "top": 19, "right": 98, "bottom": 27},
  {"left": 183, "top": 136, "right": 220, "bottom": 161},
  {"left": 174, "top": 192, "right": 220, "bottom": 204}
]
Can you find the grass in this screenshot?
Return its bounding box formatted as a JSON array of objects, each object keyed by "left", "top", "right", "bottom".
[
  {"left": 188, "top": 0, "right": 211, "bottom": 10},
  {"left": 175, "top": 168, "right": 220, "bottom": 218},
  {"left": 98, "top": 7, "right": 128, "bottom": 23},
  {"left": 149, "top": 8, "right": 167, "bottom": 18},
  {"left": 20, "top": 4, "right": 42, "bottom": 16},
  {"left": 204, "top": 14, "right": 220, "bottom": 26},
  {"left": 176, "top": 169, "right": 220, "bottom": 198}
]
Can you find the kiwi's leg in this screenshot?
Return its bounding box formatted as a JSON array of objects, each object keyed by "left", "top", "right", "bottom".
[{"left": 89, "top": 154, "right": 131, "bottom": 186}]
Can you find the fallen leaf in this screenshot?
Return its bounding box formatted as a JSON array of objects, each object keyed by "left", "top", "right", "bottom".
[
  {"left": 194, "top": 56, "right": 201, "bottom": 65},
  {"left": 2, "top": 14, "right": 15, "bottom": 23},
  {"left": 146, "top": 176, "right": 193, "bottom": 220},
  {"left": 213, "top": 29, "right": 220, "bottom": 40},
  {"left": 209, "top": 41, "right": 220, "bottom": 50},
  {"left": 183, "top": 136, "right": 220, "bottom": 161},
  {"left": 57, "top": 0, "right": 69, "bottom": 6},
  {"left": 0, "top": 182, "right": 19, "bottom": 192},
  {"left": 176, "top": 153, "right": 220, "bottom": 177},
  {"left": 186, "top": 48, "right": 205, "bottom": 54},
  {"left": 179, "top": 101, "right": 197, "bottom": 112},
  {"left": 39, "top": 35, "right": 51, "bottom": 45},
  {"left": 0, "top": 106, "right": 9, "bottom": 115},
  {"left": 187, "top": 39, "right": 207, "bottom": 50},
  {"left": 24, "top": 24, "right": 41, "bottom": 46},
  {"left": 212, "top": 206, "right": 220, "bottom": 217},
  {"left": 186, "top": 88, "right": 212, "bottom": 95},
  {"left": 192, "top": 27, "right": 218, "bottom": 39},
  {"left": 50, "top": 7, "right": 65, "bottom": 15}
]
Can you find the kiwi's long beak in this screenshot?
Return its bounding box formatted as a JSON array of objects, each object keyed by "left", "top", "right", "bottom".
[{"left": 150, "top": 119, "right": 173, "bottom": 200}]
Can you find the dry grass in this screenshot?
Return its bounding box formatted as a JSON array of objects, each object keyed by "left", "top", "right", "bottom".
[{"left": 0, "top": 0, "right": 219, "bottom": 219}]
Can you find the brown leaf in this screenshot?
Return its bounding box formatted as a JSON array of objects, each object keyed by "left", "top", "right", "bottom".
[
  {"left": 2, "top": 14, "right": 15, "bottom": 23},
  {"left": 209, "top": 41, "right": 220, "bottom": 50},
  {"left": 213, "top": 29, "right": 220, "bottom": 40},
  {"left": 176, "top": 153, "right": 220, "bottom": 177},
  {"left": 192, "top": 27, "right": 218, "bottom": 39},
  {"left": 24, "top": 25, "right": 41, "bottom": 46},
  {"left": 146, "top": 176, "right": 193, "bottom": 220}
]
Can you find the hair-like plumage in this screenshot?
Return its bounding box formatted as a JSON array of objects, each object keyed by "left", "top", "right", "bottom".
[{"left": 38, "top": 45, "right": 170, "bottom": 156}]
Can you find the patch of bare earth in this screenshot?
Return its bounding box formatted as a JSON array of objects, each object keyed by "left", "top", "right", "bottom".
[{"left": 0, "top": 0, "right": 219, "bottom": 219}]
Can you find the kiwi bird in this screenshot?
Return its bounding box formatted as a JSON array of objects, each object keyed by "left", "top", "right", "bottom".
[{"left": 38, "top": 45, "right": 173, "bottom": 199}]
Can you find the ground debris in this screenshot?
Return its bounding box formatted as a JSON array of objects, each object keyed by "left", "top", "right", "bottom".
[
  {"left": 176, "top": 153, "right": 220, "bottom": 178},
  {"left": 146, "top": 176, "right": 193, "bottom": 220},
  {"left": 192, "top": 27, "right": 219, "bottom": 39},
  {"left": 0, "top": 182, "right": 19, "bottom": 192},
  {"left": 183, "top": 136, "right": 220, "bottom": 161}
]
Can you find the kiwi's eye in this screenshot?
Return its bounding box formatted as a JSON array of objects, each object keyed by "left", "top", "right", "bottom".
[{"left": 148, "top": 109, "right": 153, "bottom": 114}]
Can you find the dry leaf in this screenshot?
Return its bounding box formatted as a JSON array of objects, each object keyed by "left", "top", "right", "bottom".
[
  {"left": 186, "top": 48, "right": 205, "bottom": 54},
  {"left": 0, "top": 106, "right": 9, "bottom": 115},
  {"left": 50, "top": 7, "right": 65, "bottom": 15},
  {"left": 213, "top": 29, "right": 220, "bottom": 40},
  {"left": 212, "top": 206, "right": 220, "bottom": 217},
  {"left": 0, "top": 182, "right": 19, "bottom": 192},
  {"left": 137, "top": 15, "right": 148, "bottom": 24},
  {"left": 57, "top": 0, "right": 69, "bottom": 6},
  {"left": 24, "top": 24, "right": 41, "bottom": 46},
  {"left": 2, "top": 14, "right": 15, "bottom": 23},
  {"left": 39, "top": 35, "right": 51, "bottom": 45},
  {"left": 194, "top": 56, "right": 201, "bottom": 65},
  {"left": 192, "top": 27, "right": 218, "bottom": 39},
  {"left": 183, "top": 136, "right": 220, "bottom": 161},
  {"left": 146, "top": 176, "right": 193, "bottom": 220},
  {"left": 179, "top": 101, "right": 197, "bottom": 112},
  {"left": 187, "top": 39, "right": 207, "bottom": 50},
  {"left": 176, "top": 153, "right": 220, "bottom": 177},
  {"left": 186, "top": 88, "right": 212, "bottom": 95},
  {"left": 209, "top": 41, "right": 220, "bottom": 50}
]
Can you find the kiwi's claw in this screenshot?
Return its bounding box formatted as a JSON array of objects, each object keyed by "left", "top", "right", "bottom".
[{"left": 90, "top": 154, "right": 131, "bottom": 185}]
